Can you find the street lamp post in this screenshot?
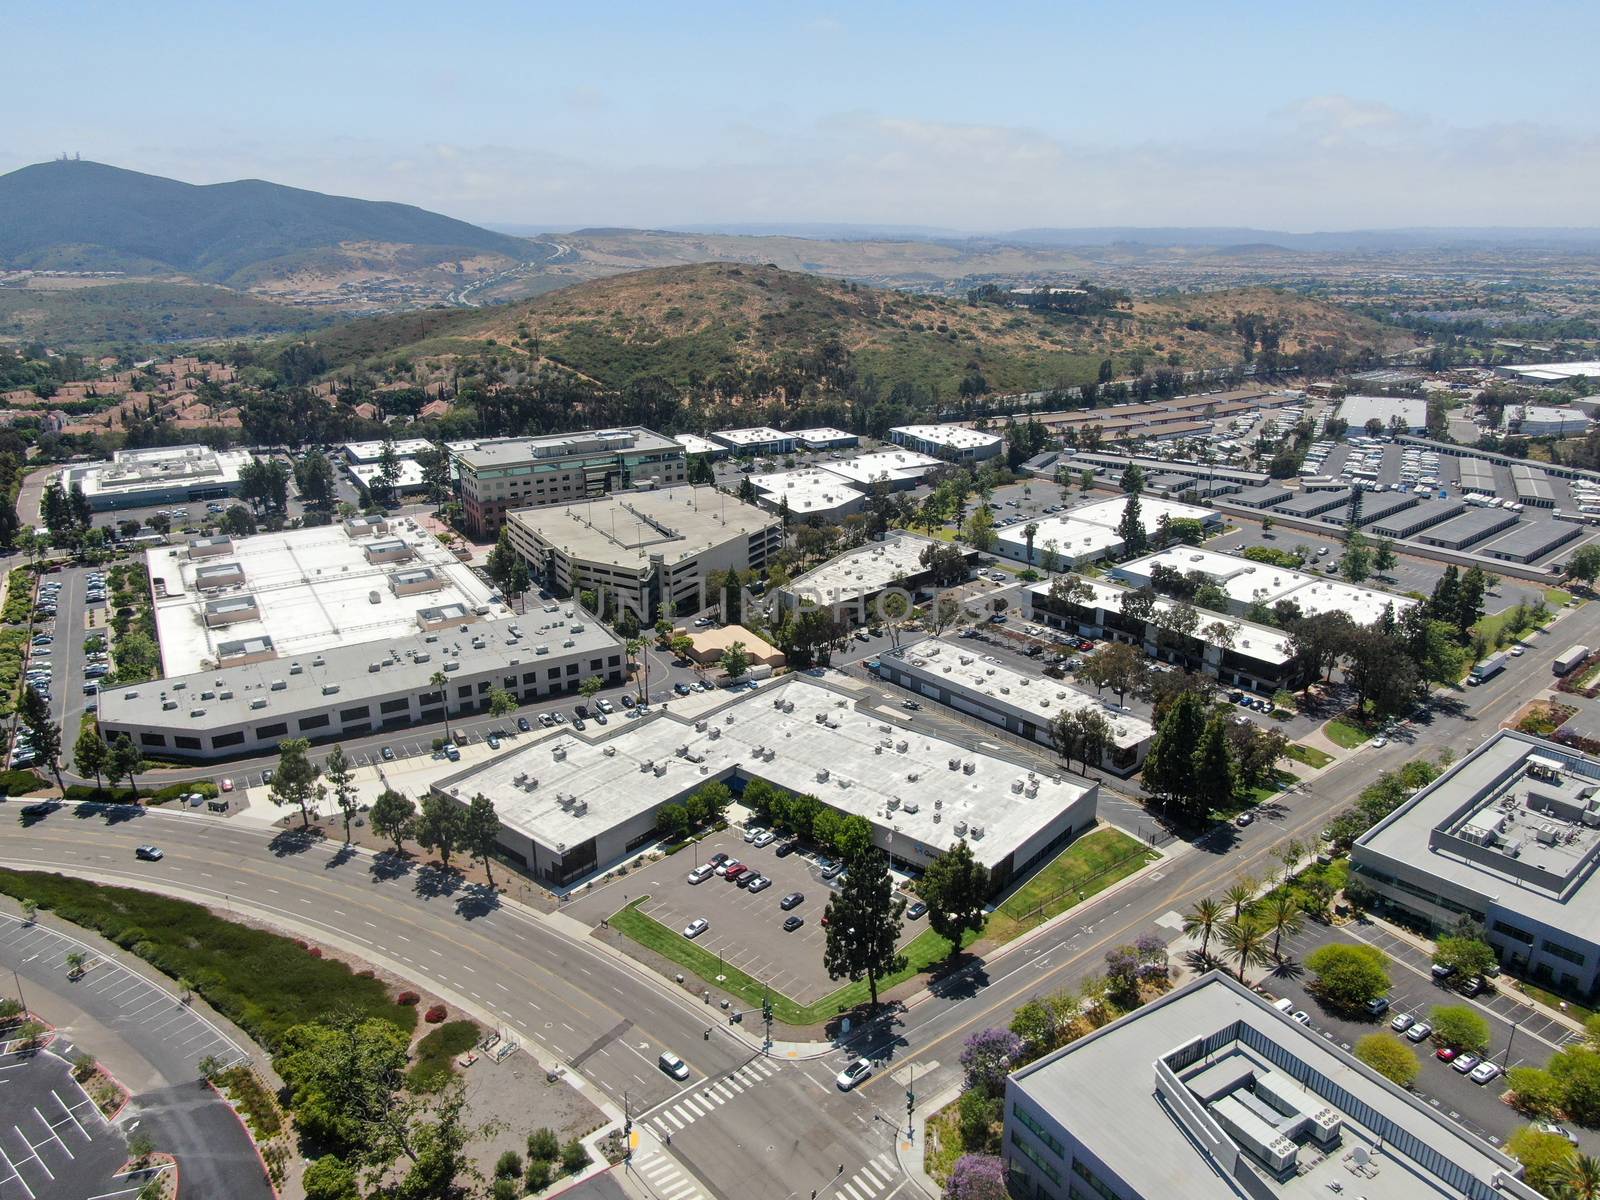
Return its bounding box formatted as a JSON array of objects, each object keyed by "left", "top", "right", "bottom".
[{"left": 11, "top": 968, "right": 27, "bottom": 1019}]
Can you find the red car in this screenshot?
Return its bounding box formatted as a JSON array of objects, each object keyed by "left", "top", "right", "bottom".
[
  {"left": 1436, "top": 1047, "right": 1457, "bottom": 1063},
  {"left": 723, "top": 862, "right": 747, "bottom": 881}
]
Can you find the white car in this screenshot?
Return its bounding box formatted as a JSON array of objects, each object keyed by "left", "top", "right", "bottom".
[
  {"left": 835, "top": 1057, "right": 872, "bottom": 1090},
  {"left": 687, "top": 864, "right": 715, "bottom": 885},
  {"left": 683, "top": 918, "right": 709, "bottom": 939},
  {"left": 752, "top": 830, "right": 776, "bottom": 848}
]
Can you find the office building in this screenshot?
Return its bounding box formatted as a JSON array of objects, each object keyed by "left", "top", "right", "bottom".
[
  {"left": 748, "top": 468, "right": 866, "bottom": 521},
  {"left": 711, "top": 427, "right": 795, "bottom": 456},
  {"left": 992, "top": 497, "right": 1220, "bottom": 569},
  {"left": 61, "top": 445, "right": 253, "bottom": 512},
  {"left": 791, "top": 427, "right": 860, "bottom": 450},
  {"left": 889, "top": 424, "right": 1004, "bottom": 462},
  {"left": 434, "top": 675, "right": 1098, "bottom": 889},
  {"left": 454, "top": 428, "right": 686, "bottom": 538},
  {"left": 815, "top": 449, "right": 944, "bottom": 491},
  {"left": 505, "top": 485, "right": 782, "bottom": 622},
  {"left": 1004, "top": 970, "right": 1531, "bottom": 1200},
  {"left": 1354, "top": 730, "right": 1600, "bottom": 997},
  {"left": 774, "top": 531, "right": 975, "bottom": 626}
]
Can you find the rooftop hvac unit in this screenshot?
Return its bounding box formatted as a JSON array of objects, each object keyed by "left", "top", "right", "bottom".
[
  {"left": 695, "top": 721, "right": 708, "bottom": 732},
  {"left": 708, "top": 727, "right": 722, "bottom": 740},
  {"left": 676, "top": 744, "right": 689, "bottom": 758},
  {"left": 887, "top": 797, "right": 900, "bottom": 811},
  {"left": 444, "top": 661, "right": 460, "bottom": 672},
  {"left": 949, "top": 756, "right": 962, "bottom": 771},
  {"left": 932, "top": 812, "right": 940, "bottom": 823},
  {"left": 250, "top": 698, "right": 267, "bottom": 709},
  {"left": 907, "top": 772, "right": 919, "bottom": 782},
  {"left": 162, "top": 700, "right": 177, "bottom": 711},
  {"left": 782, "top": 700, "right": 794, "bottom": 713},
  {"left": 954, "top": 820, "right": 968, "bottom": 836},
  {"left": 640, "top": 759, "right": 654, "bottom": 772},
  {"left": 312, "top": 656, "right": 326, "bottom": 667},
  {"left": 999, "top": 685, "right": 1010, "bottom": 695},
  {"left": 816, "top": 712, "right": 829, "bottom": 725},
  {"left": 874, "top": 745, "right": 883, "bottom": 755},
  {"left": 562, "top": 639, "right": 575, "bottom": 649},
  {"left": 654, "top": 762, "right": 667, "bottom": 776},
  {"left": 1025, "top": 781, "right": 1039, "bottom": 798},
  {"left": 970, "top": 824, "right": 985, "bottom": 840},
  {"left": 896, "top": 740, "right": 908, "bottom": 753},
  {"left": 514, "top": 773, "right": 528, "bottom": 785},
  {"left": 558, "top": 794, "right": 574, "bottom": 809},
  {"left": 290, "top": 663, "right": 302, "bottom": 674},
  {"left": 603, "top": 746, "right": 617, "bottom": 757},
  {"left": 1011, "top": 778, "right": 1024, "bottom": 794},
  {"left": 934, "top": 797, "right": 942, "bottom": 809},
  {"left": 535, "top": 644, "right": 549, "bottom": 655},
  {"left": 321, "top": 684, "right": 339, "bottom": 695},
  {"left": 817, "top": 767, "right": 830, "bottom": 783},
  {"left": 190, "top": 708, "right": 205, "bottom": 718},
  {"left": 219, "top": 690, "right": 233, "bottom": 700},
  {"left": 572, "top": 800, "right": 588, "bottom": 816},
  {"left": 369, "top": 662, "right": 382, "bottom": 673},
  {"left": 271, "top": 680, "right": 286, "bottom": 691},
  {"left": 963, "top": 761, "right": 976, "bottom": 775},
  {"left": 553, "top": 746, "right": 567, "bottom": 761},
  {"left": 902, "top": 800, "right": 919, "bottom": 814}
]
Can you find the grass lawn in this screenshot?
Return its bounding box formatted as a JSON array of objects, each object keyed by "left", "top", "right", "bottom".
[
  {"left": 986, "top": 828, "right": 1156, "bottom": 942},
  {"left": 1473, "top": 603, "right": 1557, "bottom": 651},
  {"left": 1324, "top": 718, "right": 1370, "bottom": 749},
  {"left": 608, "top": 899, "right": 968, "bottom": 1025},
  {"left": 1284, "top": 742, "right": 1334, "bottom": 769},
  {"left": 1519, "top": 982, "right": 1597, "bottom": 1024},
  {"left": 0, "top": 869, "right": 412, "bottom": 1049},
  {"left": 1547, "top": 588, "right": 1574, "bottom": 607},
  {"left": 406, "top": 1019, "right": 481, "bottom": 1092}
]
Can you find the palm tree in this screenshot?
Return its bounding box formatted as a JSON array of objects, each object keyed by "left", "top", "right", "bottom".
[
  {"left": 1264, "top": 892, "right": 1303, "bottom": 961},
  {"left": 625, "top": 637, "right": 648, "bottom": 703},
  {"left": 1223, "top": 880, "right": 1256, "bottom": 927},
  {"left": 1183, "top": 898, "right": 1224, "bottom": 962},
  {"left": 1561, "top": 1155, "right": 1600, "bottom": 1200},
  {"left": 429, "top": 670, "right": 449, "bottom": 744},
  {"left": 1023, "top": 521, "right": 1039, "bottom": 565},
  {"left": 1219, "top": 921, "right": 1271, "bottom": 985}
]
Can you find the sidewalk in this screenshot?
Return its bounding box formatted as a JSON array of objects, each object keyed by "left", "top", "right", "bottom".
[{"left": 896, "top": 1081, "right": 959, "bottom": 1200}]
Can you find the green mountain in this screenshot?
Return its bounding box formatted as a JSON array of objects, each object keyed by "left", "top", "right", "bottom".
[{"left": 0, "top": 160, "right": 533, "bottom": 283}]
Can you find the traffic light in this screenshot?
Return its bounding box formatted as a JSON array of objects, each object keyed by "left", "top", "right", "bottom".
[
  {"left": 762, "top": 995, "right": 774, "bottom": 1024},
  {"left": 906, "top": 1089, "right": 915, "bottom": 1116}
]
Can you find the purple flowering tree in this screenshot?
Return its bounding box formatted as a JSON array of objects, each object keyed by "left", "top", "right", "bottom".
[
  {"left": 1135, "top": 933, "right": 1170, "bottom": 984},
  {"left": 960, "top": 1027, "right": 1023, "bottom": 1096},
  {"left": 946, "top": 1154, "right": 1008, "bottom": 1200}
]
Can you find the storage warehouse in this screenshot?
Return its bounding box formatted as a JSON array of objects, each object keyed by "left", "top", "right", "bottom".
[
  {"left": 1415, "top": 507, "right": 1520, "bottom": 550},
  {"left": 1369, "top": 496, "right": 1465, "bottom": 539},
  {"left": 1478, "top": 521, "right": 1581, "bottom": 564}
]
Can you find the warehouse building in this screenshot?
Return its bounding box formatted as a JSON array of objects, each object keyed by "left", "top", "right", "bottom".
[
  {"left": 1512, "top": 465, "right": 1558, "bottom": 508},
  {"left": 433, "top": 675, "right": 1100, "bottom": 890},
  {"left": 889, "top": 424, "right": 1004, "bottom": 462},
  {"left": 1004, "top": 971, "right": 1530, "bottom": 1200},
  {"left": 1058, "top": 450, "right": 1270, "bottom": 491},
  {"left": 455, "top": 428, "right": 687, "bottom": 538},
  {"left": 791, "top": 427, "right": 859, "bottom": 450},
  {"left": 1415, "top": 507, "right": 1520, "bottom": 550},
  {"left": 99, "top": 601, "right": 624, "bottom": 761},
  {"left": 875, "top": 637, "right": 1153, "bottom": 774},
  {"left": 711, "top": 427, "right": 795, "bottom": 456},
  {"left": 1454, "top": 456, "right": 1498, "bottom": 496},
  {"left": 992, "top": 497, "right": 1221, "bottom": 567},
  {"left": 774, "top": 531, "right": 974, "bottom": 626},
  {"left": 1513, "top": 405, "right": 1591, "bottom": 436},
  {"left": 1368, "top": 496, "right": 1466, "bottom": 539},
  {"left": 1230, "top": 483, "right": 1293, "bottom": 508},
  {"left": 505, "top": 485, "right": 782, "bottom": 623},
  {"left": 1337, "top": 394, "right": 1428, "bottom": 433},
  {"left": 1496, "top": 360, "right": 1600, "bottom": 386},
  {"left": 1271, "top": 488, "right": 1352, "bottom": 519},
  {"left": 1338, "top": 489, "right": 1419, "bottom": 529},
  {"left": 1026, "top": 577, "right": 1302, "bottom": 694},
  {"left": 62, "top": 445, "right": 253, "bottom": 512},
  {"left": 1478, "top": 521, "right": 1581, "bottom": 564},
  {"left": 146, "top": 521, "right": 496, "bottom": 676},
  {"left": 815, "top": 448, "right": 943, "bottom": 491},
  {"left": 748, "top": 468, "right": 865, "bottom": 521},
  {"left": 1354, "top": 731, "right": 1600, "bottom": 998}
]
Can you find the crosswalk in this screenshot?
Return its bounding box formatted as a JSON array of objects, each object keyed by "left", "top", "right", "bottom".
[
  {"left": 644, "top": 1057, "right": 780, "bottom": 1137},
  {"left": 835, "top": 1151, "right": 900, "bottom": 1200},
  {"left": 634, "top": 1150, "right": 706, "bottom": 1200}
]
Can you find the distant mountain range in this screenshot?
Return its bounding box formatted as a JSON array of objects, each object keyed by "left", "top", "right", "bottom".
[{"left": 0, "top": 160, "right": 534, "bottom": 283}]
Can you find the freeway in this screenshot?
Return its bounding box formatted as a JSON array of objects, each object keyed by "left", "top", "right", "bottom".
[{"left": 3, "top": 601, "right": 1593, "bottom": 1200}]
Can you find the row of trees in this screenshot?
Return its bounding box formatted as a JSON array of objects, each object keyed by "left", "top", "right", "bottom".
[{"left": 1142, "top": 688, "right": 1289, "bottom": 823}]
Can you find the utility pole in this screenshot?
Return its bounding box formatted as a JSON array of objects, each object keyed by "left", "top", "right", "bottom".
[
  {"left": 762, "top": 990, "right": 774, "bottom": 1053},
  {"left": 11, "top": 968, "right": 27, "bottom": 1019},
  {"left": 906, "top": 1063, "right": 916, "bottom": 1139}
]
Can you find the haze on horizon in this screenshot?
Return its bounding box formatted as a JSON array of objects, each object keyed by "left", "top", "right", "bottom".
[{"left": 6, "top": 0, "right": 1597, "bottom": 234}]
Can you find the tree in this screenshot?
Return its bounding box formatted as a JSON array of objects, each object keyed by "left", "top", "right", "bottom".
[
  {"left": 1340, "top": 531, "right": 1372, "bottom": 582},
  {"left": 822, "top": 849, "right": 904, "bottom": 1009},
  {"left": 1021, "top": 521, "right": 1039, "bottom": 565},
  {"left": 624, "top": 637, "right": 648, "bottom": 703},
  {"left": 371, "top": 789, "right": 416, "bottom": 854},
  {"left": 105, "top": 735, "right": 143, "bottom": 799},
  {"left": 720, "top": 641, "right": 751, "bottom": 681},
  {"left": 1193, "top": 715, "right": 1237, "bottom": 820},
  {"left": 1506, "top": 1127, "right": 1578, "bottom": 1198},
  {"left": 463, "top": 793, "right": 501, "bottom": 887},
  {"left": 961, "top": 505, "right": 996, "bottom": 552},
  {"left": 17, "top": 685, "right": 63, "bottom": 791},
  {"left": 270, "top": 738, "right": 323, "bottom": 829},
  {"left": 1081, "top": 641, "right": 1145, "bottom": 705},
  {"left": 1552, "top": 1047, "right": 1600, "bottom": 1126},
  {"left": 1373, "top": 538, "right": 1398, "bottom": 577},
  {"left": 303, "top": 1156, "right": 362, "bottom": 1200},
  {"left": 1142, "top": 690, "right": 1209, "bottom": 819},
  {"left": 429, "top": 670, "right": 450, "bottom": 742},
  {"left": 488, "top": 687, "right": 517, "bottom": 718},
  {"left": 1559, "top": 1154, "right": 1600, "bottom": 1200},
  {"left": 959, "top": 1027, "right": 1024, "bottom": 1097},
  {"left": 1114, "top": 494, "right": 1146, "bottom": 557},
  {"left": 1354, "top": 1033, "right": 1419, "bottom": 1087},
  {"left": 919, "top": 841, "right": 990, "bottom": 957},
  {"left": 72, "top": 721, "right": 109, "bottom": 793},
  {"left": 945, "top": 1154, "right": 1008, "bottom": 1200},
  {"left": 1507, "top": 1066, "right": 1566, "bottom": 1117},
  {"left": 669, "top": 634, "right": 694, "bottom": 661},
  {"left": 418, "top": 443, "right": 453, "bottom": 515},
  {"left": 1568, "top": 543, "right": 1600, "bottom": 587},
  {"left": 1432, "top": 934, "right": 1497, "bottom": 981},
  {"left": 1263, "top": 891, "right": 1302, "bottom": 961},
  {"left": 1218, "top": 920, "right": 1270, "bottom": 983},
  {"left": 323, "top": 745, "right": 360, "bottom": 842},
  {"left": 416, "top": 794, "right": 467, "bottom": 870},
  {"left": 1429, "top": 1005, "right": 1491, "bottom": 1053},
  {"left": 1305, "top": 943, "right": 1389, "bottom": 1010},
  {"left": 1183, "top": 898, "right": 1224, "bottom": 961},
  {"left": 484, "top": 527, "right": 519, "bottom": 598}
]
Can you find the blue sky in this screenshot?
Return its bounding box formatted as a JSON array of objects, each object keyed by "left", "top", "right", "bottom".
[{"left": 6, "top": 1, "right": 1597, "bottom": 230}]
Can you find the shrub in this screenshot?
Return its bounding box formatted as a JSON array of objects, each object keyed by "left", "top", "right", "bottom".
[
  {"left": 528, "top": 1128, "right": 560, "bottom": 1162},
  {"left": 957, "top": 1091, "right": 999, "bottom": 1155},
  {"left": 524, "top": 1159, "right": 552, "bottom": 1191},
  {"left": 492, "top": 1180, "right": 518, "bottom": 1200},
  {"left": 561, "top": 1138, "right": 589, "bottom": 1173},
  {"left": 946, "top": 1154, "right": 1008, "bottom": 1200},
  {"left": 959, "top": 1028, "right": 1023, "bottom": 1098},
  {"left": 1507, "top": 1067, "right": 1565, "bottom": 1117},
  {"left": 1354, "top": 1033, "right": 1419, "bottom": 1087},
  {"left": 424, "top": 1004, "right": 447, "bottom": 1024},
  {"left": 397, "top": 991, "right": 421, "bottom": 1006},
  {"left": 495, "top": 1150, "right": 523, "bottom": 1180},
  {"left": 1428, "top": 1005, "right": 1491, "bottom": 1053},
  {"left": 1506, "top": 1127, "right": 1578, "bottom": 1196},
  {"left": 405, "top": 1020, "right": 479, "bottom": 1093},
  {"left": 308, "top": 947, "right": 323, "bottom": 958}
]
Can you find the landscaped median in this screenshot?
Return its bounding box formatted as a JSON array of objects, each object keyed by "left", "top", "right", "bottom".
[{"left": 607, "top": 827, "right": 1159, "bottom": 1025}]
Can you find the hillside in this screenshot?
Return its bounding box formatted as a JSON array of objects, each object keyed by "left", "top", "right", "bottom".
[
  {"left": 0, "top": 160, "right": 536, "bottom": 285},
  {"left": 0, "top": 282, "right": 333, "bottom": 346},
  {"left": 292, "top": 262, "right": 1409, "bottom": 396}
]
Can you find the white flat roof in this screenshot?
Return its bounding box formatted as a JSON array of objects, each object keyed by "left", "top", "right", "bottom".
[
  {"left": 1030, "top": 577, "right": 1294, "bottom": 665},
  {"left": 348, "top": 460, "right": 427, "bottom": 490},
  {"left": 791, "top": 427, "right": 858, "bottom": 445},
  {"left": 678, "top": 434, "right": 725, "bottom": 457},
  {"left": 817, "top": 449, "right": 943, "bottom": 488},
  {"left": 895, "top": 636, "right": 1153, "bottom": 750},
  {"left": 341, "top": 438, "right": 434, "bottom": 462},
  {"left": 68, "top": 445, "right": 252, "bottom": 500},
  {"left": 1066, "top": 496, "right": 1218, "bottom": 532},
  {"left": 712, "top": 426, "right": 791, "bottom": 447},
  {"left": 146, "top": 521, "right": 498, "bottom": 675},
  {"left": 785, "top": 532, "right": 949, "bottom": 604},
  {"left": 892, "top": 424, "right": 1003, "bottom": 450},
  {"left": 1338, "top": 394, "right": 1428, "bottom": 429},
  {"left": 994, "top": 518, "right": 1121, "bottom": 561},
  {"left": 749, "top": 468, "right": 865, "bottom": 515},
  {"left": 1503, "top": 361, "right": 1600, "bottom": 381},
  {"left": 439, "top": 676, "right": 1092, "bottom": 869},
  {"left": 1114, "top": 547, "right": 1416, "bottom": 625}
]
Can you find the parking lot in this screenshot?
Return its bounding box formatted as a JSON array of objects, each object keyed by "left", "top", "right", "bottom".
[
  {"left": 0, "top": 1048, "right": 134, "bottom": 1200},
  {"left": 570, "top": 830, "right": 928, "bottom": 1004},
  {"left": 1268, "top": 922, "right": 1596, "bottom": 1153},
  {"left": 0, "top": 917, "right": 245, "bottom": 1073}
]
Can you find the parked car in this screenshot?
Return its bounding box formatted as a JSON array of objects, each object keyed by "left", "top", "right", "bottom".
[
  {"left": 683, "top": 918, "right": 709, "bottom": 939},
  {"left": 517, "top": 717, "right": 532, "bottom": 732},
  {"left": 1390, "top": 1013, "right": 1415, "bottom": 1032},
  {"left": 381, "top": 746, "right": 395, "bottom": 761},
  {"left": 1436, "top": 1046, "right": 1458, "bottom": 1063},
  {"left": 744, "top": 826, "right": 764, "bottom": 843},
  {"left": 1537, "top": 1123, "right": 1579, "bottom": 1145},
  {"left": 724, "top": 863, "right": 748, "bottom": 881},
  {"left": 821, "top": 861, "right": 845, "bottom": 880},
  {"left": 747, "top": 875, "right": 772, "bottom": 893},
  {"left": 1291, "top": 1011, "right": 1311, "bottom": 1025},
  {"left": 621, "top": 694, "right": 635, "bottom": 708},
  {"left": 487, "top": 735, "right": 501, "bottom": 749},
  {"left": 752, "top": 830, "right": 776, "bottom": 848},
  {"left": 736, "top": 871, "right": 759, "bottom": 889},
  {"left": 262, "top": 769, "right": 274, "bottom": 785},
  {"left": 708, "top": 852, "right": 729, "bottom": 868},
  {"left": 1470, "top": 1061, "right": 1502, "bottom": 1085},
  {"left": 688, "top": 864, "right": 715, "bottom": 885},
  {"left": 1364, "top": 995, "right": 1391, "bottom": 1017},
  {"left": 781, "top": 892, "right": 805, "bottom": 910},
  {"left": 1405, "top": 1022, "right": 1432, "bottom": 1042},
  {"left": 1431, "top": 963, "right": 1457, "bottom": 981},
  {"left": 906, "top": 901, "right": 928, "bottom": 920},
  {"left": 1452, "top": 1054, "right": 1482, "bottom": 1074},
  {"left": 774, "top": 838, "right": 799, "bottom": 857},
  {"left": 220, "top": 778, "right": 234, "bottom": 792},
  {"left": 674, "top": 682, "right": 693, "bottom": 696},
  {"left": 783, "top": 915, "right": 804, "bottom": 932},
  {"left": 539, "top": 713, "right": 555, "bottom": 728},
  {"left": 835, "top": 1058, "right": 872, "bottom": 1090},
  {"left": 902, "top": 700, "right": 921, "bottom": 711}
]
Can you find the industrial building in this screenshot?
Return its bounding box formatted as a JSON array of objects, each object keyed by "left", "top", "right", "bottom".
[
  {"left": 1059, "top": 450, "right": 1270, "bottom": 491},
  {"left": 1230, "top": 484, "right": 1293, "bottom": 509},
  {"left": 1511, "top": 465, "right": 1557, "bottom": 508},
  {"left": 774, "top": 531, "right": 975, "bottom": 626},
  {"left": 433, "top": 675, "right": 1100, "bottom": 890},
  {"left": 889, "top": 424, "right": 1003, "bottom": 462},
  {"left": 1026, "top": 577, "right": 1303, "bottom": 694},
  {"left": 875, "top": 637, "right": 1153, "bottom": 774},
  {"left": 1337, "top": 394, "right": 1428, "bottom": 433},
  {"left": 711, "top": 427, "right": 795, "bottom": 456},
  {"left": 992, "top": 497, "right": 1221, "bottom": 569},
  {"left": 1512, "top": 405, "right": 1589, "bottom": 437},
  {"left": 1004, "top": 971, "right": 1531, "bottom": 1200},
  {"left": 676, "top": 434, "right": 727, "bottom": 460},
  {"left": 62, "top": 445, "right": 253, "bottom": 512},
  {"left": 814, "top": 448, "right": 943, "bottom": 491},
  {"left": 791, "top": 427, "right": 860, "bottom": 450},
  {"left": 1496, "top": 361, "right": 1600, "bottom": 386},
  {"left": 454, "top": 428, "right": 687, "bottom": 538},
  {"left": 1354, "top": 731, "right": 1600, "bottom": 998},
  {"left": 747, "top": 468, "right": 865, "bottom": 521},
  {"left": 145, "top": 520, "right": 499, "bottom": 676},
  {"left": 1272, "top": 488, "right": 1352, "bottom": 519},
  {"left": 98, "top": 599, "right": 624, "bottom": 761},
  {"left": 505, "top": 486, "right": 782, "bottom": 623},
  {"left": 1368, "top": 497, "right": 1466, "bottom": 539},
  {"left": 1478, "top": 521, "right": 1582, "bottom": 565}
]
